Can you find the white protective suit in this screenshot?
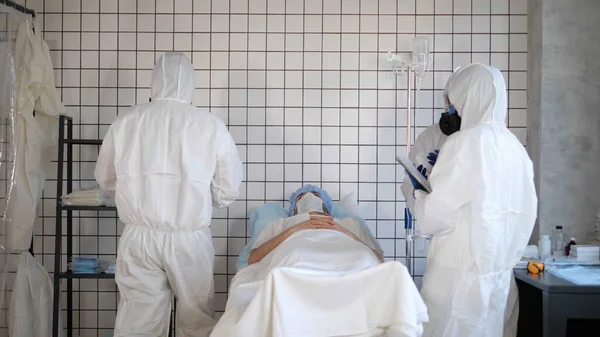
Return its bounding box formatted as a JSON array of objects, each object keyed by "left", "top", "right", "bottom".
[
  {"left": 7, "top": 21, "right": 64, "bottom": 337},
  {"left": 95, "top": 52, "right": 243, "bottom": 337},
  {"left": 9, "top": 20, "right": 63, "bottom": 252},
  {"left": 414, "top": 64, "right": 537, "bottom": 337},
  {"left": 402, "top": 67, "right": 463, "bottom": 213},
  {"left": 9, "top": 252, "right": 63, "bottom": 337}
]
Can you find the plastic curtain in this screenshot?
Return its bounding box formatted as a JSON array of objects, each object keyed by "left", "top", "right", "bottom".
[{"left": 0, "top": 6, "right": 27, "bottom": 335}]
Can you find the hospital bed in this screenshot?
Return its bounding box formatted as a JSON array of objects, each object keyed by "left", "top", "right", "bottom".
[{"left": 210, "top": 199, "right": 428, "bottom": 337}]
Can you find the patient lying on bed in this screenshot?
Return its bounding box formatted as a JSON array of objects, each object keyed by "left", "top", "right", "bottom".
[
  {"left": 211, "top": 186, "right": 428, "bottom": 337},
  {"left": 248, "top": 190, "right": 384, "bottom": 269}
]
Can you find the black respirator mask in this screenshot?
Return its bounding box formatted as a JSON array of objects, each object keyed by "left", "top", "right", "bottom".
[{"left": 439, "top": 105, "right": 462, "bottom": 136}]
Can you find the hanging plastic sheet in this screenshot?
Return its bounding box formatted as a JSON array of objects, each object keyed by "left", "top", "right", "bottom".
[
  {"left": 0, "top": 4, "right": 24, "bottom": 333},
  {"left": 6, "top": 9, "right": 65, "bottom": 337},
  {"left": 0, "top": 3, "right": 65, "bottom": 335}
]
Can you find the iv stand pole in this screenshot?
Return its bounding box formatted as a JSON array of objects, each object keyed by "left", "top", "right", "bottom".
[
  {"left": 390, "top": 45, "right": 431, "bottom": 279},
  {"left": 389, "top": 50, "right": 423, "bottom": 277},
  {"left": 405, "top": 70, "right": 413, "bottom": 276}
]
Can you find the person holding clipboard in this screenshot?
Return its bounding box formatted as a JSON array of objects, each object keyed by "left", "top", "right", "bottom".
[
  {"left": 400, "top": 68, "right": 462, "bottom": 213},
  {"left": 406, "top": 64, "right": 537, "bottom": 337}
]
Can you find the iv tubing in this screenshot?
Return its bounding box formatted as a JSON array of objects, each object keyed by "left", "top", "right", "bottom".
[{"left": 406, "top": 70, "right": 412, "bottom": 154}]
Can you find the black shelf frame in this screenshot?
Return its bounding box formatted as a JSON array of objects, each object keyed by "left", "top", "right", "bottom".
[
  {"left": 63, "top": 139, "right": 103, "bottom": 145},
  {"left": 51, "top": 115, "right": 114, "bottom": 337},
  {"left": 60, "top": 271, "right": 115, "bottom": 279},
  {"left": 60, "top": 204, "right": 117, "bottom": 212},
  {"left": 0, "top": 0, "right": 36, "bottom": 17}
]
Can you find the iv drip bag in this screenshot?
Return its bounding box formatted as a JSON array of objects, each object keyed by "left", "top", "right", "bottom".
[{"left": 412, "top": 36, "right": 430, "bottom": 81}]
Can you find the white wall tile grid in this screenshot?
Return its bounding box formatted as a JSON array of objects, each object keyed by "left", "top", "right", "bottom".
[{"left": 8, "top": 0, "right": 527, "bottom": 336}]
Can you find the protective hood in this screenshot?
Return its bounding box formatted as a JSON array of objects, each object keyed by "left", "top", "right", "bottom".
[
  {"left": 151, "top": 52, "right": 195, "bottom": 103},
  {"left": 443, "top": 66, "right": 463, "bottom": 112},
  {"left": 446, "top": 63, "right": 507, "bottom": 130}
]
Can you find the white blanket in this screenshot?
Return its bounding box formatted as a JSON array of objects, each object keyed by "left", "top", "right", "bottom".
[{"left": 211, "top": 215, "right": 428, "bottom": 337}]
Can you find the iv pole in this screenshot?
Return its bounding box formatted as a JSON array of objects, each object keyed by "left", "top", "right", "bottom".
[
  {"left": 405, "top": 68, "right": 414, "bottom": 275},
  {"left": 388, "top": 51, "right": 415, "bottom": 275},
  {"left": 388, "top": 37, "right": 431, "bottom": 277}
]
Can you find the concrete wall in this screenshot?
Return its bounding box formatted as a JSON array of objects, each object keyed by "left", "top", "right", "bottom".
[{"left": 528, "top": 0, "right": 600, "bottom": 243}]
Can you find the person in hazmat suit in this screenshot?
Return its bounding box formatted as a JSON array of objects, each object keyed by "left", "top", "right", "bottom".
[
  {"left": 401, "top": 67, "right": 463, "bottom": 213},
  {"left": 411, "top": 63, "right": 537, "bottom": 337},
  {"left": 95, "top": 52, "right": 243, "bottom": 337}
]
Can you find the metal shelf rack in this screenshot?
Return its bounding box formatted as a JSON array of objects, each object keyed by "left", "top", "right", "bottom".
[{"left": 51, "top": 115, "right": 116, "bottom": 337}]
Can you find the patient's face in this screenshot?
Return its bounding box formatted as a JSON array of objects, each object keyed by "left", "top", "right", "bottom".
[{"left": 295, "top": 192, "right": 328, "bottom": 215}]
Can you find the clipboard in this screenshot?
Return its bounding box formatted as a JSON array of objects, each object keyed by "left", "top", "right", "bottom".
[{"left": 396, "top": 156, "right": 432, "bottom": 193}]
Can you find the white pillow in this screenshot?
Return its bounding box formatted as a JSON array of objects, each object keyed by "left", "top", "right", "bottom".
[{"left": 338, "top": 191, "right": 363, "bottom": 218}]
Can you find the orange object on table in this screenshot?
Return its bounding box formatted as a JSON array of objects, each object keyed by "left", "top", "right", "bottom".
[{"left": 527, "top": 261, "right": 545, "bottom": 274}]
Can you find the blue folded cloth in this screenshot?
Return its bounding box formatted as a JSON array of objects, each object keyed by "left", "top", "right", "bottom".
[
  {"left": 74, "top": 267, "right": 102, "bottom": 274},
  {"left": 105, "top": 264, "right": 116, "bottom": 274},
  {"left": 74, "top": 261, "right": 100, "bottom": 268},
  {"left": 73, "top": 257, "right": 100, "bottom": 265},
  {"left": 71, "top": 257, "right": 102, "bottom": 274}
]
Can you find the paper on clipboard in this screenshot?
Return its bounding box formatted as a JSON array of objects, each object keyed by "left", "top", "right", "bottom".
[{"left": 396, "top": 156, "right": 432, "bottom": 193}]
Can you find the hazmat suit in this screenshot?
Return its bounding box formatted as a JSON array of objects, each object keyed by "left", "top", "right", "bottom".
[
  {"left": 9, "top": 252, "right": 63, "bottom": 337},
  {"left": 7, "top": 20, "right": 64, "bottom": 337},
  {"left": 401, "top": 67, "right": 466, "bottom": 213},
  {"left": 95, "top": 52, "right": 243, "bottom": 337},
  {"left": 413, "top": 64, "right": 537, "bottom": 337},
  {"left": 9, "top": 20, "right": 63, "bottom": 252}
]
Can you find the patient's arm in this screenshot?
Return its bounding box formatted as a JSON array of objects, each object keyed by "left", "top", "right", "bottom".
[{"left": 248, "top": 217, "right": 335, "bottom": 265}]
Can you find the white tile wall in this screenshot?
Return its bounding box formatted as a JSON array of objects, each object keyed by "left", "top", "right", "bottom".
[{"left": 14, "top": 0, "right": 526, "bottom": 335}]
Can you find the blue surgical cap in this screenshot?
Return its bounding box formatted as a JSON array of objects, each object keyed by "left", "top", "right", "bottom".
[{"left": 288, "top": 184, "right": 333, "bottom": 216}]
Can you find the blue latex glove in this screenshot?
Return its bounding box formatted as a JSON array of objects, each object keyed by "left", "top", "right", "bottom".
[
  {"left": 407, "top": 165, "right": 428, "bottom": 192},
  {"left": 427, "top": 149, "right": 440, "bottom": 166}
]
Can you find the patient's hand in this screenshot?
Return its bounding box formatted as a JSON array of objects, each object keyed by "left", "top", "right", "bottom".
[
  {"left": 287, "top": 216, "right": 337, "bottom": 235},
  {"left": 299, "top": 218, "right": 384, "bottom": 263},
  {"left": 249, "top": 216, "right": 340, "bottom": 265}
]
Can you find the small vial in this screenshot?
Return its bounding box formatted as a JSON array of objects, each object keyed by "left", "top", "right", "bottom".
[
  {"left": 551, "top": 226, "right": 565, "bottom": 257},
  {"left": 565, "top": 237, "right": 577, "bottom": 256}
]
